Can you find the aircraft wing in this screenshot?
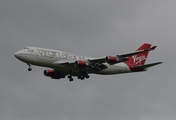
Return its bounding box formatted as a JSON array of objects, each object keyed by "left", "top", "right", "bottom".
[
  {"left": 118, "top": 46, "right": 156, "bottom": 57},
  {"left": 88, "top": 45, "right": 156, "bottom": 64},
  {"left": 53, "top": 60, "right": 75, "bottom": 66},
  {"left": 52, "top": 60, "right": 108, "bottom": 72}
]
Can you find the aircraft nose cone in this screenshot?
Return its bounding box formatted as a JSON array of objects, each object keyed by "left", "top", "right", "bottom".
[
  {"left": 14, "top": 50, "right": 29, "bottom": 62},
  {"left": 14, "top": 51, "right": 20, "bottom": 58},
  {"left": 14, "top": 51, "right": 23, "bottom": 60}
]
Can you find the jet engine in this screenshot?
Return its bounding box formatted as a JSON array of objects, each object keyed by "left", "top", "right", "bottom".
[
  {"left": 105, "top": 56, "right": 119, "bottom": 64},
  {"left": 75, "top": 60, "right": 87, "bottom": 68},
  {"left": 44, "top": 70, "right": 65, "bottom": 79},
  {"left": 44, "top": 69, "right": 55, "bottom": 76},
  {"left": 105, "top": 56, "right": 128, "bottom": 64}
]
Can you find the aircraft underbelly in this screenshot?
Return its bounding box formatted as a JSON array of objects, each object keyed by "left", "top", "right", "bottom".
[{"left": 50, "top": 65, "right": 83, "bottom": 74}]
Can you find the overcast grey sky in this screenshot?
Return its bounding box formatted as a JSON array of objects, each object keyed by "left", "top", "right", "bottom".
[{"left": 0, "top": 0, "right": 176, "bottom": 120}]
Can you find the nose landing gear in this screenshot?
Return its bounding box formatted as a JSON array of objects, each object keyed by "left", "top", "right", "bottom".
[{"left": 27, "top": 63, "right": 32, "bottom": 71}]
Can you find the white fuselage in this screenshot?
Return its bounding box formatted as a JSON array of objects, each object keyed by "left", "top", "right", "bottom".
[{"left": 14, "top": 47, "right": 132, "bottom": 75}]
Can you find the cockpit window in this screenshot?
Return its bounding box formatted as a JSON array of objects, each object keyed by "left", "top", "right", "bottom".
[{"left": 24, "top": 47, "right": 29, "bottom": 49}]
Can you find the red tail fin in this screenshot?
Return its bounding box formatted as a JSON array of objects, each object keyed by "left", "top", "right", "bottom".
[{"left": 126, "top": 43, "right": 151, "bottom": 66}]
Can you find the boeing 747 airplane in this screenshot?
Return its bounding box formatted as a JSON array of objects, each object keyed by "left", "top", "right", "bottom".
[{"left": 14, "top": 43, "right": 162, "bottom": 81}]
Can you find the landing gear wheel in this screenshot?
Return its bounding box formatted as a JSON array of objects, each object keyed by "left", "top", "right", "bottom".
[
  {"left": 85, "top": 75, "right": 90, "bottom": 79},
  {"left": 78, "top": 75, "right": 81, "bottom": 79},
  {"left": 28, "top": 68, "right": 32, "bottom": 71},
  {"left": 80, "top": 76, "right": 85, "bottom": 80},
  {"left": 69, "top": 78, "right": 73, "bottom": 82},
  {"left": 68, "top": 74, "right": 73, "bottom": 81}
]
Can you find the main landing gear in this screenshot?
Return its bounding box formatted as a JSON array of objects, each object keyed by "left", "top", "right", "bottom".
[
  {"left": 77, "top": 72, "right": 90, "bottom": 80},
  {"left": 27, "top": 63, "right": 32, "bottom": 71},
  {"left": 78, "top": 75, "right": 90, "bottom": 80},
  {"left": 68, "top": 74, "right": 73, "bottom": 82},
  {"left": 67, "top": 72, "right": 90, "bottom": 82}
]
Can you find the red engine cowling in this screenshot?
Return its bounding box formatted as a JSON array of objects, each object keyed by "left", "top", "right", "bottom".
[
  {"left": 44, "top": 70, "right": 56, "bottom": 76},
  {"left": 75, "top": 60, "right": 87, "bottom": 67},
  {"left": 105, "top": 56, "right": 118, "bottom": 64},
  {"left": 44, "top": 70, "right": 65, "bottom": 79}
]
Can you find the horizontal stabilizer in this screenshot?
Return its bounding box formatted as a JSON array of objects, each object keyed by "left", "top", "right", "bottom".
[{"left": 132, "top": 62, "right": 163, "bottom": 69}]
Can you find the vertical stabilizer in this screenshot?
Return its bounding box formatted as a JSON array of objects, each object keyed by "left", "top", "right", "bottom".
[{"left": 126, "top": 43, "right": 151, "bottom": 66}]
